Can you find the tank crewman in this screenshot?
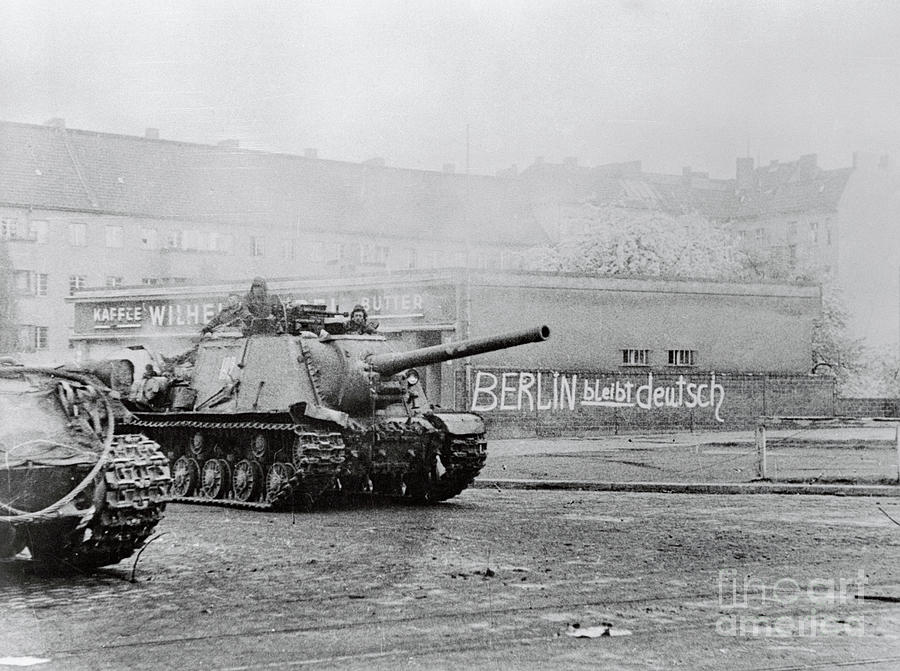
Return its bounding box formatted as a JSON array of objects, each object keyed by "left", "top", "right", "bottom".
[
  {"left": 201, "top": 294, "right": 248, "bottom": 335},
  {"left": 243, "top": 276, "right": 285, "bottom": 334},
  {"left": 345, "top": 304, "right": 379, "bottom": 335}
]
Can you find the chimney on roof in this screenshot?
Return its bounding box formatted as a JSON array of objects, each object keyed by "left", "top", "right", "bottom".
[
  {"left": 736, "top": 157, "right": 755, "bottom": 191},
  {"left": 217, "top": 139, "right": 240, "bottom": 148},
  {"left": 563, "top": 156, "right": 578, "bottom": 168},
  {"left": 304, "top": 148, "right": 318, "bottom": 159},
  {"left": 363, "top": 157, "right": 385, "bottom": 167},
  {"left": 145, "top": 128, "right": 160, "bottom": 140},
  {"left": 442, "top": 162, "right": 456, "bottom": 174},
  {"left": 44, "top": 117, "right": 65, "bottom": 128}
]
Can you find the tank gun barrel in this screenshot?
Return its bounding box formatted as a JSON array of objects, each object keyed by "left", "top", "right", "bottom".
[{"left": 366, "top": 325, "right": 550, "bottom": 377}]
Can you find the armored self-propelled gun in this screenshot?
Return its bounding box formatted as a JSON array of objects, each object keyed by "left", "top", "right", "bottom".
[{"left": 119, "top": 309, "right": 549, "bottom": 510}]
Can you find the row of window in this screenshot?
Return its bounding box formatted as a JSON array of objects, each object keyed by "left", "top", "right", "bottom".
[
  {"left": 1, "top": 218, "right": 520, "bottom": 271},
  {"left": 13, "top": 271, "right": 129, "bottom": 296},
  {"left": 622, "top": 348, "right": 697, "bottom": 367},
  {"left": 737, "top": 221, "right": 831, "bottom": 246}
]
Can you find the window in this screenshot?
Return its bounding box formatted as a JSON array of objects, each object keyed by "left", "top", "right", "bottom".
[
  {"left": 69, "top": 223, "right": 87, "bottom": 246},
  {"left": 17, "top": 325, "right": 49, "bottom": 351},
  {"left": 403, "top": 248, "right": 417, "bottom": 270},
  {"left": 788, "top": 245, "right": 797, "bottom": 262},
  {"left": 251, "top": 236, "right": 264, "bottom": 257},
  {"left": 787, "top": 221, "right": 797, "bottom": 241},
  {"left": 736, "top": 230, "right": 746, "bottom": 242},
  {"left": 622, "top": 349, "right": 650, "bottom": 366},
  {"left": 34, "top": 326, "right": 48, "bottom": 350},
  {"left": 105, "top": 225, "right": 124, "bottom": 248},
  {"left": 281, "top": 238, "right": 296, "bottom": 260},
  {"left": 182, "top": 229, "right": 200, "bottom": 250},
  {"left": 218, "top": 234, "right": 234, "bottom": 254},
  {"left": 826, "top": 226, "right": 832, "bottom": 246},
  {"left": 140, "top": 228, "right": 157, "bottom": 249},
  {"left": 13, "top": 270, "right": 32, "bottom": 294},
  {"left": 667, "top": 349, "right": 696, "bottom": 367},
  {"left": 754, "top": 228, "right": 765, "bottom": 244},
  {"left": 106, "top": 276, "right": 124, "bottom": 288},
  {"left": 69, "top": 275, "right": 87, "bottom": 295},
  {"left": 0, "top": 218, "right": 19, "bottom": 240},
  {"left": 809, "top": 222, "right": 819, "bottom": 244},
  {"left": 142, "top": 276, "right": 188, "bottom": 286},
  {"left": 35, "top": 273, "right": 48, "bottom": 296},
  {"left": 30, "top": 220, "right": 48, "bottom": 244},
  {"left": 361, "top": 244, "right": 389, "bottom": 266},
  {"left": 164, "top": 230, "right": 182, "bottom": 249}
]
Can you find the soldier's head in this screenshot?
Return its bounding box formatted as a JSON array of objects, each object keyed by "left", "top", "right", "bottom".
[
  {"left": 225, "top": 294, "right": 241, "bottom": 308},
  {"left": 350, "top": 304, "right": 367, "bottom": 325},
  {"left": 249, "top": 276, "right": 267, "bottom": 300}
]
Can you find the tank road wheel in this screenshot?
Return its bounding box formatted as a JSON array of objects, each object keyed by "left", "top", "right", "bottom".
[
  {"left": 200, "top": 459, "right": 231, "bottom": 499},
  {"left": 249, "top": 432, "right": 269, "bottom": 461},
  {"left": 189, "top": 431, "right": 209, "bottom": 460},
  {"left": 233, "top": 460, "right": 263, "bottom": 502},
  {"left": 172, "top": 456, "right": 199, "bottom": 497},
  {"left": 265, "top": 462, "right": 296, "bottom": 504}
]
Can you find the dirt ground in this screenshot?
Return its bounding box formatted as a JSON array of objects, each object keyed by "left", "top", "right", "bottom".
[{"left": 2, "top": 485, "right": 899, "bottom": 670}]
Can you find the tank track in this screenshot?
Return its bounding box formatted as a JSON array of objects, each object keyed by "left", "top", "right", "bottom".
[
  {"left": 128, "top": 417, "right": 345, "bottom": 511},
  {"left": 342, "top": 421, "right": 487, "bottom": 504},
  {"left": 126, "top": 416, "right": 486, "bottom": 510},
  {"left": 430, "top": 435, "right": 488, "bottom": 502},
  {"left": 23, "top": 434, "right": 171, "bottom": 569}
]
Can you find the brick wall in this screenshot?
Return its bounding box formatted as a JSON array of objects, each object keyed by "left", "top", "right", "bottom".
[
  {"left": 456, "top": 368, "right": 838, "bottom": 438},
  {"left": 835, "top": 397, "right": 900, "bottom": 418}
]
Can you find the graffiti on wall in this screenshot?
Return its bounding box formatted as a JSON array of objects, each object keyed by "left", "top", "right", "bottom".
[{"left": 471, "top": 371, "right": 726, "bottom": 422}]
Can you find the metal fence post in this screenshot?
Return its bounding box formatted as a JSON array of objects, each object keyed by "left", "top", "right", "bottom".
[
  {"left": 756, "top": 423, "right": 767, "bottom": 480},
  {"left": 896, "top": 424, "right": 900, "bottom": 483}
]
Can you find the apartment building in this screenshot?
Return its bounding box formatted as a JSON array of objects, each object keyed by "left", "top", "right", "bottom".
[{"left": 0, "top": 120, "right": 545, "bottom": 361}]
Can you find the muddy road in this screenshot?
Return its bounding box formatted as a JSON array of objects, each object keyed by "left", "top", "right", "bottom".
[{"left": 2, "top": 490, "right": 899, "bottom": 670}]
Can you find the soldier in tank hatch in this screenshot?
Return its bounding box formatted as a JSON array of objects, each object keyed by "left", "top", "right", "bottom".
[
  {"left": 201, "top": 294, "right": 248, "bottom": 335},
  {"left": 345, "top": 304, "right": 379, "bottom": 335}
]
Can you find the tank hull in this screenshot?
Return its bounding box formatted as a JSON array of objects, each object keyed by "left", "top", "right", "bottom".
[{"left": 0, "top": 367, "right": 171, "bottom": 568}]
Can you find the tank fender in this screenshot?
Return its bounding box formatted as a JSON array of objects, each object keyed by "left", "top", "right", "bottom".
[
  {"left": 289, "top": 401, "right": 350, "bottom": 428},
  {"left": 426, "top": 412, "right": 485, "bottom": 436}
]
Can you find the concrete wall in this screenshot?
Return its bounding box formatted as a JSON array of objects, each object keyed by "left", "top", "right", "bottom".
[
  {"left": 458, "top": 368, "right": 837, "bottom": 437},
  {"left": 465, "top": 274, "right": 820, "bottom": 373}
]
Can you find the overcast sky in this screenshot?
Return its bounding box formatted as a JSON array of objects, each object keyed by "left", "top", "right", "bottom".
[{"left": 2, "top": 0, "right": 899, "bottom": 178}]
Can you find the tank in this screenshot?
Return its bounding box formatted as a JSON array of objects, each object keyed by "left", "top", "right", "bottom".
[
  {"left": 0, "top": 366, "right": 171, "bottom": 568},
  {"left": 118, "top": 317, "right": 550, "bottom": 510}
]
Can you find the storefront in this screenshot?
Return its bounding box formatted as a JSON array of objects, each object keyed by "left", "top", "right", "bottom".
[{"left": 69, "top": 269, "right": 831, "bottom": 434}]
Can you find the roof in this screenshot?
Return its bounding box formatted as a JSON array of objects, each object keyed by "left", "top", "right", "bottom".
[
  {"left": 522, "top": 155, "right": 854, "bottom": 220},
  {"left": 0, "top": 121, "right": 547, "bottom": 246}
]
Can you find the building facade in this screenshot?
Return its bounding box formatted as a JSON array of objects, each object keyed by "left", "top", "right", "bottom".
[
  {"left": 0, "top": 120, "right": 543, "bottom": 362},
  {"left": 68, "top": 269, "right": 830, "bottom": 435}
]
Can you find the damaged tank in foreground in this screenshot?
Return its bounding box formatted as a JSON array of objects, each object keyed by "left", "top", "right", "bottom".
[
  {"left": 120, "top": 317, "right": 550, "bottom": 511},
  {"left": 0, "top": 366, "right": 171, "bottom": 568}
]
